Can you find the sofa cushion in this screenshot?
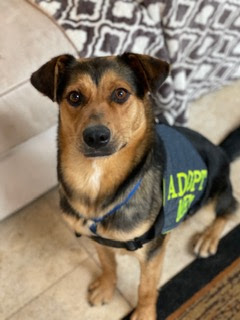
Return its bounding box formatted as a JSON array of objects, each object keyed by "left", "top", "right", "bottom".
[
  {"left": 0, "top": 83, "right": 58, "bottom": 155},
  {"left": 0, "top": 0, "right": 76, "bottom": 153},
  {"left": 0, "top": 125, "right": 57, "bottom": 220},
  {"left": 0, "top": 0, "right": 76, "bottom": 94}
]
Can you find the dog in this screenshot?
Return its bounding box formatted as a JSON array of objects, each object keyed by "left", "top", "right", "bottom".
[{"left": 31, "top": 53, "right": 239, "bottom": 320}]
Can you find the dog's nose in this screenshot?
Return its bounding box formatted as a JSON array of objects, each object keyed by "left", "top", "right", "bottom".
[{"left": 83, "top": 125, "right": 110, "bottom": 149}]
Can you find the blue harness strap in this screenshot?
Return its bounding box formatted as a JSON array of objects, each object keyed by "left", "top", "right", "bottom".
[{"left": 89, "top": 178, "right": 142, "bottom": 234}]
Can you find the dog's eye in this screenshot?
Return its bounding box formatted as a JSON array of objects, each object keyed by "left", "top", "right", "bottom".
[
  {"left": 67, "top": 91, "right": 83, "bottom": 107},
  {"left": 112, "top": 88, "right": 130, "bottom": 104}
]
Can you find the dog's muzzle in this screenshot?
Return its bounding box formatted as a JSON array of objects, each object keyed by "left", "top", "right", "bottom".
[{"left": 83, "top": 125, "right": 111, "bottom": 150}]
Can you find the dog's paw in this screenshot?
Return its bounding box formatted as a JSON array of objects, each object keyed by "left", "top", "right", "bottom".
[
  {"left": 88, "top": 275, "right": 116, "bottom": 306},
  {"left": 130, "top": 306, "right": 156, "bottom": 320},
  {"left": 193, "top": 229, "right": 219, "bottom": 258}
]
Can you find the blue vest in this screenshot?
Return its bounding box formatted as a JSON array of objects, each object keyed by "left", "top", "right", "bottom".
[{"left": 156, "top": 125, "right": 208, "bottom": 233}]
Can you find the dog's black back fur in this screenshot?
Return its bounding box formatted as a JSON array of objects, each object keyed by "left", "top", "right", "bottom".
[
  {"left": 220, "top": 126, "right": 240, "bottom": 161},
  {"left": 174, "top": 126, "right": 239, "bottom": 218}
]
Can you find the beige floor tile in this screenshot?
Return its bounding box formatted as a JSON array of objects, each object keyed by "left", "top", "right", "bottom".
[
  {"left": 78, "top": 234, "right": 98, "bottom": 258},
  {"left": 8, "top": 258, "right": 131, "bottom": 320},
  {"left": 0, "top": 189, "right": 88, "bottom": 319},
  {"left": 114, "top": 254, "right": 140, "bottom": 308}
]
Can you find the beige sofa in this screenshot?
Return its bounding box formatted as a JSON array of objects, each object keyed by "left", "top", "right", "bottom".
[{"left": 0, "top": 0, "right": 77, "bottom": 220}]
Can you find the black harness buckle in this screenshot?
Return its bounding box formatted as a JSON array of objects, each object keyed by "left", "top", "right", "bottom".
[{"left": 124, "top": 239, "right": 143, "bottom": 251}]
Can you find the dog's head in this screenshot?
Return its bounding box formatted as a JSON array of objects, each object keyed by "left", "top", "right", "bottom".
[{"left": 31, "top": 53, "right": 169, "bottom": 158}]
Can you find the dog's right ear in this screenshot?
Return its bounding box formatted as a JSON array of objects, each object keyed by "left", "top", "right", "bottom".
[{"left": 30, "top": 54, "right": 76, "bottom": 102}]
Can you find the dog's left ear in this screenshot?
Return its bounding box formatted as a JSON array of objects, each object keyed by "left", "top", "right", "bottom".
[{"left": 120, "top": 53, "right": 170, "bottom": 93}]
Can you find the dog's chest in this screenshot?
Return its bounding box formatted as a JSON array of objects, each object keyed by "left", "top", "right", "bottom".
[{"left": 85, "top": 162, "right": 102, "bottom": 195}]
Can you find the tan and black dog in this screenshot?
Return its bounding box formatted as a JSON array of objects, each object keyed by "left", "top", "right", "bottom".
[{"left": 31, "top": 53, "right": 239, "bottom": 320}]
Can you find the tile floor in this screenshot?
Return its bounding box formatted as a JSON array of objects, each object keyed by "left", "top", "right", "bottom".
[{"left": 1, "top": 81, "right": 240, "bottom": 320}]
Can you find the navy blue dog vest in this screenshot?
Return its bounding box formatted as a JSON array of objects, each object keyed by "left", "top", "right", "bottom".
[{"left": 157, "top": 125, "right": 208, "bottom": 233}]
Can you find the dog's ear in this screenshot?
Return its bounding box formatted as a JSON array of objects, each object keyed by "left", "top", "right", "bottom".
[
  {"left": 30, "top": 54, "right": 76, "bottom": 102},
  {"left": 120, "top": 53, "right": 169, "bottom": 93}
]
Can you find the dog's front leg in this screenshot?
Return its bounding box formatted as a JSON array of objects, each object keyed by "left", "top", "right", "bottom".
[
  {"left": 131, "top": 235, "right": 169, "bottom": 320},
  {"left": 88, "top": 244, "right": 117, "bottom": 306}
]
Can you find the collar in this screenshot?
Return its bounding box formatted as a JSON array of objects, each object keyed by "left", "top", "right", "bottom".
[{"left": 91, "top": 209, "right": 164, "bottom": 251}]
